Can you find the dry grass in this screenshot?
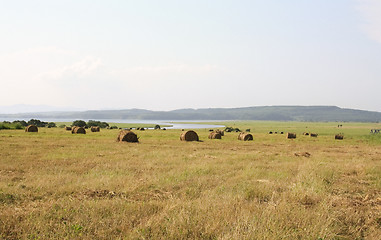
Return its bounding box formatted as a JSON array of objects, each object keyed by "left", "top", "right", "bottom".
[{"left": 1, "top": 122, "right": 381, "bottom": 239}]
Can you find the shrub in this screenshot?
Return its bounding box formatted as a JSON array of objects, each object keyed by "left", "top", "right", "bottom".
[
  {"left": 13, "top": 120, "right": 28, "bottom": 126},
  {"left": 0, "top": 123, "right": 11, "bottom": 130},
  {"left": 87, "top": 120, "right": 109, "bottom": 128},
  {"left": 28, "top": 119, "right": 47, "bottom": 127},
  {"left": 72, "top": 120, "right": 87, "bottom": 128}
]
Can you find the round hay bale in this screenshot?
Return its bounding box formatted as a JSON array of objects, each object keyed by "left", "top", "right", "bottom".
[
  {"left": 65, "top": 126, "right": 72, "bottom": 131},
  {"left": 91, "top": 126, "right": 100, "bottom": 132},
  {"left": 117, "top": 130, "right": 139, "bottom": 142},
  {"left": 335, "top": 134, "right": 344, "bottom": 140},
  {"left": 238, "top": 132, "right": 253, "bottom": 141},
  {"left": 269, "top": 131, "right": 273, "bottom": 134},
  {"left": 310, "top": 133, "right": 318, "bottom": 137},
  {"left": 215, "top": 129, "right": 224, "bottom": 136},
  {"left": 72, "top": 126, "right": 86, "bottom": 134},
  {"left": 208, "top": 131, "right": 222, "bottom": 139},
  {"left": 180, "top": 130, "right": 199, "bottom": 141},
  {"left": 287, "top": 133, "right": 296, "bottom": 139},
  {"left": 25, "top": 125, "right": 38, "bottom": 132},
  {"left": 303, "top": 132, "right": 310, "bottom": 136}
]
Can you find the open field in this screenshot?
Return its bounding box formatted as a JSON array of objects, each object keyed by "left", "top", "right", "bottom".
[{"left": 1, "top": 121, "right": 381, "bottom": 239}]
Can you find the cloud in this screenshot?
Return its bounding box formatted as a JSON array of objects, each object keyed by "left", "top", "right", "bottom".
[
  {"left": 36, "top": 56, "right": 102, "bottom": 81},
  {"left": 0, "top": 47, "right": 106, "bottom": 107},
  {"left": 114, "top": 63, "right": 220, "bottom": 74},
  {"left": 356, "top": 0, "right": 381, "bottom": 44}
]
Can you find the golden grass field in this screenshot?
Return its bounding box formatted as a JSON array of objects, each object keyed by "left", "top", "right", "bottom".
[{"left": 1, "top": 121, "right": 381, "bottom": 239}]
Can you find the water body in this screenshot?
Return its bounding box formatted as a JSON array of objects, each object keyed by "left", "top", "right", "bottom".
[{"left": 1, "top": 118, "right": 225, "bottom": 129}]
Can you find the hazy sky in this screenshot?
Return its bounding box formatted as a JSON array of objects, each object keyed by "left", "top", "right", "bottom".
[{"left": 1, "top": 0, "right": 381, "bottom": 111}]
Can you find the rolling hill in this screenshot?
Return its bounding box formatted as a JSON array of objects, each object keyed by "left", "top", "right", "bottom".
[{"left": 1, "top": 106, "right": 381, "bottom": 122}]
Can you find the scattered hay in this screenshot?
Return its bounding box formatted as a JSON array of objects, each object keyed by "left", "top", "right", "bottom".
[
  {"left": 335, "top": 134, "right": 344, "bottom": 140},
  {"left": 25, "top": 125, "right": 38, "bottom": 132},
  {"left": 65, "top": 126, "right": 72, "bottom": 131},
  {"left": 294, "top": 152, "right": 311, "bottom": 157},
  {"left": 287, "top": 133, "right": 296, "bottom": 139},
  {"left": 208, "top": 131, "right": 222, "bottom": 139},
  {"left": 180, "top": 130, "right": 199, "bottom": 141},
  {"left": 238, "top": 132, "right": 253, "bottom": 141},
  {"left": 91, "top": 126, "right": 100, "bottom": 132},
  {"left": 72, "top": 126, "right": 86, "bottom": 134},
  {"left": 117, "top": 130, "right": 139, "bottom": 142},
  {"left": 310, "top": 133, "right": 318, "bottom": 137}
]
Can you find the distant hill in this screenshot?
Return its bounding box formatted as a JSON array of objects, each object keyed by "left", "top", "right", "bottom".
[{"left": 1, "top": 106, "right": 381, "bottom": 122}]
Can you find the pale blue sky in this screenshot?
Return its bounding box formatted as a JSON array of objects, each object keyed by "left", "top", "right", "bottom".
[{"left": 1, "top": 0, "right": 381, "bottom": 111}]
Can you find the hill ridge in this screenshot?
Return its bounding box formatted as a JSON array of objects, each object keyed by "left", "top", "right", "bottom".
[{"left": 1, "top": 106, "right": 380, "bottom": 122}]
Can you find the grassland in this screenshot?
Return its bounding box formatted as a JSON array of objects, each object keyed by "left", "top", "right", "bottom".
[{"left": 1, "top": 121, "right": 381, "bottom": 239}]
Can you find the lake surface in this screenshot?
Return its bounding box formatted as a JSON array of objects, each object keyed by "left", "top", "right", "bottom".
[{"left": 0, "top": 118, "right": 226, "bottom": 129}]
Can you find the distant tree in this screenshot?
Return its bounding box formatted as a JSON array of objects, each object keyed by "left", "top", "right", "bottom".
[
  {"left": 72, "top": 120, "right": 86, "bottom": 127},
  {"left": 154, "top": 124, "right": 161, "bottom": 130},
  {"left": 47, "top": 122, "right": 56, "bottom": 128},
  {"left": 12, "top": 120, "right": 28, "bottom": 126},
  {"left": 87, "top": 120, "right": 109, "bottom": 128},
  {"left": 28, "top": 119, "right": 48, "bottom": 127},
  {"left": 59, "top": 124, "right": 66, "bottom": 128}
]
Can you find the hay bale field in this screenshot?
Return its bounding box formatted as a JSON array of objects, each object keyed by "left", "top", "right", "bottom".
[
  {"left": 215, "top": 129, "right": 224, "bottom": 136},
  {"left": 238, "top": 132, "right": 253, "bottom": 141},
  {"left": 25, "top": 125, "right": 38, "bottom": 132},
  {"left": 287, "top": 132, "right": 296, "bottom": 139},
  {"left": 208, "top": 131, "right": 222, "bottom": 139},
  {"left": 117, "top": 130, "right": 139, "bottom": 142},
  {"left": 91, "top": 126, "right": 100, "bottom": 132},
  {"left": 335, "top": 134, "right": 344, "bottom": 140},
  {"left": 1, "top": 121, "right": 381, "bottom": 239},
  {"left": 71, "top": 126, "right": 86, "bottom": 134},
  {"left": 180, "top": 130, "right": 199, "bottom": 141}
]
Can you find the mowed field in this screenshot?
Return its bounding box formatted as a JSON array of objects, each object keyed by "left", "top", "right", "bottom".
[{"left": 1, "top": 121, "right": 381, "bottom": 239}]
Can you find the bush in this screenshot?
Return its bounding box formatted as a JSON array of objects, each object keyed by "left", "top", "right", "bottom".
[
  {"left": 59, "top": 125, "right": 66, "bottom": 128},
  {"left": 0, "top": 122, "right": 24, "bottom": 130},
  {"left": 47, "top": 122, "right": 56, "bottom": 128},
  {"left": 0, "top": 123, "right": 11, "bottom": 130},
  {"left": 72, "top": 120, "right": 87, "bottom": 128},
  {"left": 13, "top": 120, "right": 28, "bottom": 126},
  {"left": 87, "top": 120, "right": 109, "bottom": 128},
  {"left": 28, "top": 119, "right": 48, "bottom": 127}
]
